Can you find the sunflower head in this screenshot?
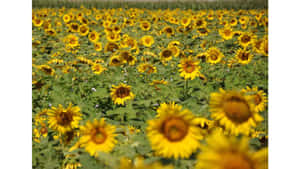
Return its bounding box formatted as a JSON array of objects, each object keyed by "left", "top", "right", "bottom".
[
  {"left": 120, "top": 50, "right": 136, "bottom": 65},
  {"left": 238, "top": 32, "right": 255, "bottom": 48},
  {"left": 110, "top": 83, "right": 135, "bottom": 105},
  {"left": 178, "top": 56, "right": 201, "bottom": 80},
  {"left": 105, "top": 42, "right": 119, "bottom": 53},
  {"left": 242, "top": 86, "right": 268, "bottom": 112},
  {"left": 91, "top": 64, "right": 106, "bottom": 75},
  {"left": 48, "top": 103, "right": 82, "bottom": 134},
  {"left": 209, "top": 88, "right": 263, "bottom": 135},
  {"left": 235, "top": 48, "right": 253, "bottom": 65},
  {"left": 109, "top": 55, "right": 124, "bottom": 66},
  {"left": 77, "top": 118, "right": 117, "bottom": 156},
  {"left": 219, "top": 26, "right": 234, "bottom": 40},
  {"left": 88, "top": 31, "right": 100, "bottom": 43},
  {"left": 160, "top": 48, "right": 174, "bottom": 62},
  {"left": 79, "top": 24, "right": 89, "bottom": 36},
  {"left": 147, "top": 102, "right": 203, "bottom": 159},
  {"left": 38, "top": 65, "right": 55, "bottom": 76},
  {"left": 206, "top": 47, "right": 224, "bottom": 64},
  {"left": 141, "top": 35, "right": 155, "bottom": 47},
  {"left": 140, "top": 21, "right": 151, "bottom": 31},
  {"left": 196, "top": 131, "right": 268, "bottom": 169}
]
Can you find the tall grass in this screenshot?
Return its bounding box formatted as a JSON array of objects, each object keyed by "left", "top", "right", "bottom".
[{"left": 32, "top": 0, "right": 268, "bottom": 9}]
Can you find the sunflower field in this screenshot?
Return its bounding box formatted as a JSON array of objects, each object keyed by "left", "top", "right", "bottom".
[{"left": 32, "top": 3, "right": 268, "bottom": 169}]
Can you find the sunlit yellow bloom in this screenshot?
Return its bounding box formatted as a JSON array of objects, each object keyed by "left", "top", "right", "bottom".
[
  {"left": 195, "top": 131, "right": 268, "bottom": 169},
  {"left": 219, "top": 26, "right": 234, "bottom": 40},
  {"left": 141, "top": 35, "right": 154, "bottom": 47},
  {"left": 206, "top": 47, "right": 224, "bottom": 64},
  {"left": 119, "top": 50, "right": 136, "bottom": 65},
  {"left": 147, "top": 102, "right": 203, "bottom": 159},
  {"left": 238, "top": 32, "right": 255, "bottom": 48},
  {"left": 79, "top": 24, "right": 89, "bottom": 36},
  {"left": 106, "top": 32, "right": 121, "bottom": 42},
  {"left": 160, "top": 48, "right": 173, "bottom": 62},
  {"left": 76, "top": 118, "right": 117, "bottom": 156},
  {"left": 178, "top": 56, "right": 201, "bottom": 80},
  {"left": 109, "top": 55, "right": 124, "bottom": 66},
  {"left": 110, "top": 83, "right": 135, "bottom": 105},
  {"left": 91, "top": 64, "right": 106, "bottom": 75},
  {"left": 88, "top": 31, "right": 100, "bottom": 43},
  {"left": 37, "top": 65, "right": 55, "bottom": 76},
  {"left": 94, "top": 42, "right": 102, "bottom": 51},
  {"left": 104, "top": 42, "right": 119, "bottom": 53},
  {"left": 64, "top": 162, "right": 81, "bottom": 169},
  {"left": 33, "top": 18, "right": 44, "bottom": 27},
  {"left": 209, "top": 88, "right": 263, "bottom": 135},
  {"left": 140, "top": 21, "right": 151, "bottom": 31},
  {"left": 242, "top": 86, "right": 268, "bottom": 112},
  {"left": 235, "top": 48, "right": 253, "bottom": 65},
  {"left": 48, "top": 103, "right": 82, "bottom": 134},
  {"left": 68, "top": 22, "right": 79, "bottom": 32}
]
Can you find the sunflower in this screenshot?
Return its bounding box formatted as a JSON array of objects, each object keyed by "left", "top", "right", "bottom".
[
  {"left": 252, "top": 38, "right": 264, "bottom": 54},
  {"left": 260, "top": 37, "right": 268, "bottom": 56},
  {"left": 141, "top": 35, "right": 155, "bottom": 47},
  {"left": 64, "top": 162, "right": 81, "bottom": 169},
  {"left": 106, "top": 32, "right": 121, "bottom": 42},
  {"left": 88, "top": 31, "right": 100, "bottom": 43},
  {"left": 168, "top": 46, "right": 180, "bottom": 57},
  {"left": 69, "top": 22, "right": 79, "bottom": 32},
  {"left": 33, "top": 18, "right": 44, "bottom": 27},
  {"left": 178, "top": 56, "right": 201, "bottom": 80},
  {"left": 112, "top": 25, "right": 122, "bottom": 34},
  {"left": 193, "top": 18, "right": 207, "bottom": 28},
  {"left": 196, "top": 52, "right": 207, "bottom": 62},
  {"left": 94, "top": 42, "right": 102, "bottom": 52},
  {"left": 140, "top": 21, "right": 151, "bottom": 31},
  {"left": 219, "top": 26, "right": 234, "bottom": 40},
  {"left": 238, "top": 32, "right": 255, "bottom": 48},
  {"left": 137, "top": 63, "right": 157, "bottom": 74},
  {"left": 91, "top": 64, "right": 106, "bottom": 75},
  {"left": 168, "top": 41, "right": 181, "bottom": 47},
  {"left": 64, "top": 34, "right": 79, "bottom": 48},
  {"left": 110, "top": 83, "right": 135, "bottom": 105},
  {"left": 79, "top": 24, "right": 89, "bottom": 36},
  {"left": 146, "top": 102, "right": 203, "bottom": 159},
  {"left": 206, "top": 47, "right": 224, "bottom": 64},
  {"left": 63, "top": 14, "right": 71, "bottom": 23},
  {"left": 119, "top": 157, "right": 173, "bottom": 169},
  {"left": 119, "top": 50, "right": 136, "bottom": 65},
  {"left": 242, "top": 86, "right": 268, "bottom": 112},
  {"left": 162, "top": 26, "right": 175, "bottom": 37},
  {"left": 235, "top": 48, "right": 253, "bottom": 65},
  {"left": 229, "top": 17, "right": 238, "bottom": 26},
  {"left": 181, "top": 17, "right": 191, "bottom": 27},
  {"left": 45, "top": 28, "right": 56, "bottom": 36},
  {"left": 104, "top": 42, "right": 119, "bottom": 53},
  {"left": 37, "top": 65, "right": 55, "bottom": 76},
  {"left": 48, "top": 103, "right": 82, "bottom": 134},
  {"left": 195, "top": 132, "right": 268, "bottom": 169},
  {"left": 209, "top": 88, "right": 263, "bottom": 135},
  {"left": 160, "top": 48, "right": 173, "bottom": 62},
  {"left": 109, "top": 55, "right": 124, "bottom": 66},
  {"left": 197, "top": 26, "right": 210, "bottom": 37},
  {"left": 76, "top": 118, "right": 117, "bottom": 156}
]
